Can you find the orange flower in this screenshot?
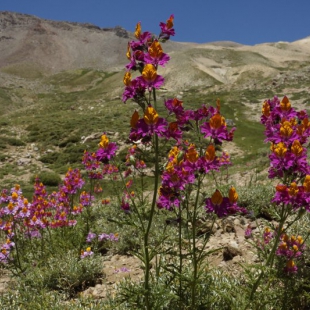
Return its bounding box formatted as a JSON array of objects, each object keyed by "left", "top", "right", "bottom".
[
  {"left": 130, "top": 111, "right": 139, "bottom": 128},
  {"left": 280, "top": 96, "right": 291, "bottom": 111},
  {"left": 210, "top": 114, "right": 226, "bottom": 129},
  {"left": 205, "top": 145, "right": 215, "bottom": 161},
  {"left": 135, "top": 22, "right": 141, "bottom": 39},
  {"left": 229, "top": 187, "right": 238, "bottom": 203},
  {"left": 211, "top": 190, "right": 223, "bottom": 205}
]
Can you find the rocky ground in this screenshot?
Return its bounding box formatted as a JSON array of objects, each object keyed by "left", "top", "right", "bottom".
[{"left": 81, "top": 213, "right": 268, "bottom": 300}]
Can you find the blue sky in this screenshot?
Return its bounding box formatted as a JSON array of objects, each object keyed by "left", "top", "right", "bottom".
[{"left": 1, "top": 0, "right": 310, "bottom": 45}]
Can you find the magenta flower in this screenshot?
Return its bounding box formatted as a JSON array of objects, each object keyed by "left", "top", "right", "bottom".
[
  {"left": 136, "top": 64, "right": 164, "bottom": 91},
  {"left": 122, "top": 75, "right": 146, "bottom": 103},
  {"left": 80, "top": 191, "right": 93, "bottom": 207},
  {"left": 272, "top": 183, "right": 304, "bottom": 210},
  {"left": 62, "top": 168, "right": 85, "bottom": 195},
  {"left": 205, "top": 188, "right": 245, "bottom": 218},
  {"left": 201, "top": 113, "right": 235, "bottom": 144},
  {"left": 165, "top": 98, "right": 184, "bottom": 116},
  {"left": 144, "top": 40, "right": 170, "bottom": 67},
  {"left": 159, "top": 15, "right": 175, "bottom": 40},
  {"left": 130, "top": 22, "right": 152, "bottom": 50},
  {"left": 284, "top": 260, "right": 298, "bottom": 274},
  {"left": 95, "top": 134, "right": 118, "bottom": 163},
  {"left": 262, "top": 227, "right": 273, "bottom": 244},
  {"left": 157, "top": 186, "right": 182, "bottom": 210},
  {"left": 165, "top": 122, "right": 183, "bottom": 142},
  {"left": 129, "top": 106, "right": 168, "bottom": 142}
]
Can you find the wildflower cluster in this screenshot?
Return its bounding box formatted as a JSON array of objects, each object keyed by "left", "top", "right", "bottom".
[
  {"left": 259, "top": 227, "right": 306, "bottom": 274},
  {"left": 261, "top": 95, "right": 310, "bottom": 181},
  {"left": 205, "top": 187, "right": 246, "bottom": 218},
  {"left": 81, "top": 231, "right": 119, "bottom": 259},
  {"left": 83, "top": 134, "right": 118, "bottom": 177},
  {"left": 123, "top": 15, "right": 174, "bottom": 106},
  {"left": 0, "top": 168, "right": 89, "bottom": 264},
  {"left": 156, "top": 101, "right": 242, "bottom": 217},
  {"left": 276, "top": 233, "right": 305, "bottom": 274}
]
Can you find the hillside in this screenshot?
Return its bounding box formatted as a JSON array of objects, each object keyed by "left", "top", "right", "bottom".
[{"left": 0, "top": 11, "right": 310, "bottom": 192}]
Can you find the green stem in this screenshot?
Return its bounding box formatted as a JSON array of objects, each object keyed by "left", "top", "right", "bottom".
[
  {"left": 249, "top": 203, "right": 288, "bottom": 301},
  {"left": 13, "top": 224, "right": 22, "bottom": 273},
  {"left": 118, "top": 167, "right": 145, "bottom": 231},
  {"left": 143, "top": 88, "right": 159, "bottom": 309},
  {"left": 178, "top": 202, "right": 183, "bottom": 308},
  {"left": 191, "top": 176, "right": 201, "bottom": 309}
]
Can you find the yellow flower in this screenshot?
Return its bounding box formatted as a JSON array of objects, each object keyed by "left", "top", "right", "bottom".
[
  {"left": 135, "top": 22, "right": 141, "bottom": 39},
  {"left": 144, "top": 106, "right": 158, "bottom": 125},
  {"left": 288, "top": 182, "right": 299, "bottom": 197},
  {"left": 126, "top": 42, "right": 131, "bottom": 60},
  {"left": 166, "top": 15, "right": 174, "bottom": 29},
  {"left": 142, "top": 64, "right": 157, "bottom": 82},
  {"left": 272, "top": 142, "right": 287, "bottom": 158},
  {"left": 11, "top": 192, "right": 18, "bottom": 200},
  {"left": 280, "top": 120, "right": 293, "bottom": 138},
  {"left": 297, "top": 235, "right": 304, "bottom": 244},
  {"left": 168, "top": 146, "right": 180, "bottom": 159},
  {"left": 291, "top": 140, "right": 303, "bottom": 157},
  {"left": 262, "top": 100, "right": 270, "bottom": 117},
  {"left": 148, "top": 41, "right": 163, "bottom": 59},
  {"left": 99, "top": 134, "right": 109, "bottom": 149},
  {"left": 123, "top": 71, "right": 132, "bottom": 86}
]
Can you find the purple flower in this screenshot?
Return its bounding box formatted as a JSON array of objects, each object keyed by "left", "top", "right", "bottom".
[
  {"left": 98, "top": 233, "right": 119, "bottom": 242},
  {"left": 114, "top": 267, "right": 130, "bottom": 273},
  {"left": 86, "top": 232, "right": 97, "bottom": 243}
]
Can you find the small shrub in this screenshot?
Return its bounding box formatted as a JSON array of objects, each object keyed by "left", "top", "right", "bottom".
[{"left": 31, "top": 171, "right": 61, "bottom": 186}]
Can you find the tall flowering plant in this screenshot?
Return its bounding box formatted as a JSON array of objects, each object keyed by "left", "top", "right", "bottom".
[
  {"left": 250, "top": 95, "right": 310, "bottom": 299},
  {"left": 118, "top": 16, "right": 245, "bottom": 309}
]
